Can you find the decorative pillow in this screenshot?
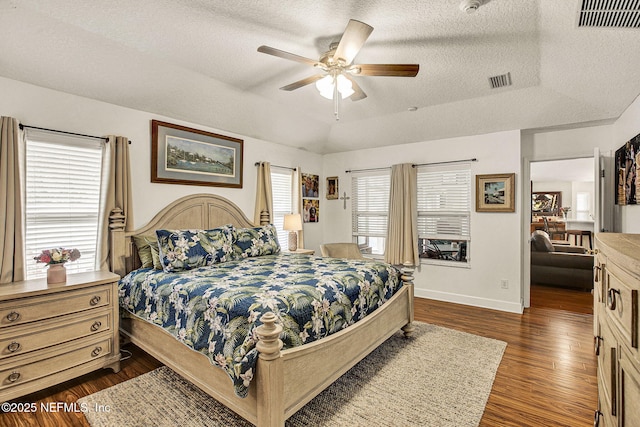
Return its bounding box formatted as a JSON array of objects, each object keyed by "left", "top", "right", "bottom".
[
  {"left": 156, "top": 225, "right": 235, "bottom": 272},
  {"left": 132, "top": 234, "right": 162, "bottom": 270},
  {"left": 531, "top": 230, "right": 554, "bottom": 252},
  {"left": 232, "top": 224, "right": 281, "bottom": 259}
]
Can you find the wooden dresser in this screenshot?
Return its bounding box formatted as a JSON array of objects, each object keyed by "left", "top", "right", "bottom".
[
  {"left": 0, "top": 271, "right": 120, "bottom": 403},
  {"left": 594, "top": 233, "right": 640, "bottom": 426}
]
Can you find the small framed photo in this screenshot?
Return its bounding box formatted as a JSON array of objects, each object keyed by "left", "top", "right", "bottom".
[
  {"left": 151, "top": 120, "right": 243, "bottom": 188},
  {"left": 301, "top": 173, "right": 319, "bottom": 198},
  {"left": 326, "top": 176, "right": 338, "bottom": 200},
  {"left": 476, "top": 173, "right": 516, "bottom": 212}
]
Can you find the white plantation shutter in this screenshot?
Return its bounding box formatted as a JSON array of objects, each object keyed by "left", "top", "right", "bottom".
[
  {"left": 352, "top": 170, "right": 391, "bottom": 241},
  {"left": 25, "top": 130, "right": 104, "bottom": 279},
  {"left": 270, "top": 169, "right": 293, "bottom": 247},
  {"left": 417, "top": 164, "right": 471, "bottom": 240}
]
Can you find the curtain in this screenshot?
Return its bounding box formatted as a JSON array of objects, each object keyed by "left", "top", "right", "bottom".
[
  {"left": 295, "top": 167, "right": 304, "bottom": 248},
  {"left": 254, "top": 162, "right": 273, "bottom": 225},
  {"left": 0, "top": 117, "right": 25, "bottom": 283},
  {"left": 97, "top": 135, "right": 132, "bottom": 271},
  {"left": 385, "top": 163, "right": 419, "bottom": 266}
]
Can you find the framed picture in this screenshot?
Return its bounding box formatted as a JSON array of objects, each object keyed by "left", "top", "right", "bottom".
[
  {"left": 326, "top": 176, "right": 338, "bottom": 200},
  {"left": 476, "top": 173, "right": 516, "bottom": 212},
  {"left": 303, "top": 199, "right": 319, "bottom": 223},
  {"left": 301, "top": 173, "right": 319, "bottom": 198},
  {"left": 531, "top": 191, "right": 561, "bottom": 216},
  {"left": 614, "top": 132, "right": 640, "bottom": 205},
  {"left": 151, "top": 120, "right": 243, "bottom": 188}
]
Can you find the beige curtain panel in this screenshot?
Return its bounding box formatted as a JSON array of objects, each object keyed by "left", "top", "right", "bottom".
[
  {"left": 0, "top": 117, "right": 25, "bottom": 283},
  {"left": 254, "top": 162, "right": 273, "bottom": 225},
  {"left": 295, "top": 166, "right": 304, "bottom": 248},
  {"left": 97, "top": 135, "right": 133, "bottom": 271},
  {"left": 385, "top": 163, "right": 419, "bottom": 267}
]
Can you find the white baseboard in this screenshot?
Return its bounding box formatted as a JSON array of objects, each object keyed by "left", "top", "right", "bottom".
[{"left": 414, "top": 288, "right": 524, "bottom": 314}]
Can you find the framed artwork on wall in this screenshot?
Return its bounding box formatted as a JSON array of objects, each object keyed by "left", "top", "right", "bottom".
[
  {"left": 326, "top": 176, "right": 338, "bottom": 200},
  {"left": 475, "top": 173, "right": 516, "bottom": 212},
  {"left": 301, "top": 173, "right": 319, "bottom": 198},
  {"left": 151, "top": 120, "right": 243, "bottom": 188},
  {"left": 531, "top": 191, "right": 561, "bottom": 216},
  {"left": 615, "top": 132, "right": 640, "bottom": 205}
]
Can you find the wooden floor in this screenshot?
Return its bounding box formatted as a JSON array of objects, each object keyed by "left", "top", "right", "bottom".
[{"left": 3, "top": 284, "right": 596, "bottom": 427}]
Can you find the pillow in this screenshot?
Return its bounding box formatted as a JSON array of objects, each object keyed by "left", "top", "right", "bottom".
[
  {"left": 531, "top": 230, "right": 554, "bottom": 252},
  {"left": 232, "top": 224, "right": 281, "bottom": 259},
  {"left": 132, "top": 234, "right": 162, "bottom": 270},
  {"left": 156, "top": 225, "right": 235, "bottom": 272}
]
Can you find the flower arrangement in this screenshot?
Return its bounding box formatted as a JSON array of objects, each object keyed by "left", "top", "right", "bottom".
[{"left": 34, "top": 248, "right": 81, "bottom": 266}]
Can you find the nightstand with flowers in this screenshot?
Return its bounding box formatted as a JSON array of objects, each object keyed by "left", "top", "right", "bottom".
[{"left": 0, "top": 248, "right": 120, "bottom": 403}]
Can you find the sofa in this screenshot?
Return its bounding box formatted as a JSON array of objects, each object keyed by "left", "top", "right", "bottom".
[{"left": 530, "top": 230, "right": 594, "bottom": 291}]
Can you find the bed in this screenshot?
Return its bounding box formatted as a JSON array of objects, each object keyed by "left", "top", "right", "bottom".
[{"left": 109, "top": 193, "right": 415, "bottom": 426}]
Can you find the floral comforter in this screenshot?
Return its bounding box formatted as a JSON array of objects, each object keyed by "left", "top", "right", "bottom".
[{"left": 119, "top": 253, "right": 402, "bottom": 397}]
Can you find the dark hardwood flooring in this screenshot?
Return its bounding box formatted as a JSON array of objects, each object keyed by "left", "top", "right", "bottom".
[{"left": 2, "top": 284, "right": 596, "bottom": 427}]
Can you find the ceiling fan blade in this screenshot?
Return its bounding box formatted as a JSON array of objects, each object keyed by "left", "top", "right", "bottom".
[
  {"left": 354, "top": 64, "right": 420, "bottom": 77},
  {"left": 344, "top": 75, "right": 367, "bottom": 101},
  {"left": 279, "top": 74, "right": 324, "bottom": 91},
  {"left": 333, "top": 20, "right": 374, "bottom": 65},
  {"left": 257, "top": 45, "right": 319, "bottom": 67}
]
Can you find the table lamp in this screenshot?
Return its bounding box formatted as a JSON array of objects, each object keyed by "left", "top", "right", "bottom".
[{"left": 283, "top": 213, "right": 303, "bottom": 251}]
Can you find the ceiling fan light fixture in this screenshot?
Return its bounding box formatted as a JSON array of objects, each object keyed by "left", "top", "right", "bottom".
[{"left": 315, "top": 74, "right": 354, "bottom": 100}]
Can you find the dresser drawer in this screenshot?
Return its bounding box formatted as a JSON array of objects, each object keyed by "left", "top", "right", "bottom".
[
  {"left": 597, "top": 317, "right": 618, "bottom": 418},
  {"left": 604, "top": 261, "right": 639, "bottom": 355},
  {"left": 0, "top": 285, "right": 111, "bottom": 328},
  {"left": 0, "top": 309, "right": 112, "bottom": 359},
  {"left": 619, "top": 345, "right": 640, "bottom": 427},
  {"left": 0, "top": 335, "right": 112, "bottom": 391}
]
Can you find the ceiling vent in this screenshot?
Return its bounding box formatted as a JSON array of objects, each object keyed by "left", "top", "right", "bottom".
[
  {"left": 577, "top": 0, "right": 640, "bottom": 28},
  {"left": 488, "top": 72, "right": 512, "bottom": 89}
]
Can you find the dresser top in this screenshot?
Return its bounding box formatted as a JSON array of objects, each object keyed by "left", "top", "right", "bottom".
[
  {"left": 0, "top": 270, "right": 120, "bottom": 300},
  {"left": 595, "top": 233, "right": 640, "bottom": 275}
]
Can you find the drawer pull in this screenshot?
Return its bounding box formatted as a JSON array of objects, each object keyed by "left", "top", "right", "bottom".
[
  {"left": 89, "top": 296, "right": 101, "bottom": 306},
  {"left": 90, "top": 321, "right": 102, "bottom": 332},
  {"left": 7, "top": 371, "right": 20, "bottom": 383},
  {"left": 594, "top": 336, "right": 603, "bottom": 356},
  {"left": 91, "top": 346, "right": 103, "bottom": 357},
  {"left": 7, "top": 341, "right": 21, "bottom": 353},
  {"left": 6, "top": 311, "right": 20, "bottom": 322},
  {"left": 593, "top": 265, "right": 601, "bottom": 282},
  {"left": 593, "top": 409, "right": 602, "bottom": 427},
  {"left": 607, "top": 288, "right": 620, "bottom": 310}
]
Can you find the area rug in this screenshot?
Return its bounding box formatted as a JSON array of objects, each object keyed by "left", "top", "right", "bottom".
[{"left": 79, "top": 322, "right": 506, "bottom": 427}]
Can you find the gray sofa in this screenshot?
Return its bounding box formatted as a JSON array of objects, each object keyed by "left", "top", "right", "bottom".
[{"left": 530, "top": 230, "right": 594, "bottom": 291}]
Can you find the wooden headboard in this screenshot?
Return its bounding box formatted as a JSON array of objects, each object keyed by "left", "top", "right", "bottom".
[{"left": 109, "top": 193, "right": 257, "bottom": 277}]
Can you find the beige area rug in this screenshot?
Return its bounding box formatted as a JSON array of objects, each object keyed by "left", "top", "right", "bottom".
[{"left": 79, "top": 322, "right": 506, "bottom": 427}]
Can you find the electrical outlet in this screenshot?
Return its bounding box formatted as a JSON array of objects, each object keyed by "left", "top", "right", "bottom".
[{"left": 501, "top": 279, "right": 509, "bottom": 289}]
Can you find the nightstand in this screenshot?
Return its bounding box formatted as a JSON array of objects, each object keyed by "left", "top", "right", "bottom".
[
  {"left": 285, "top": 248, "right": 315, "bottom": 255},
  {"left": 0, "top": 270, "right": 121, "bottom": 402}
]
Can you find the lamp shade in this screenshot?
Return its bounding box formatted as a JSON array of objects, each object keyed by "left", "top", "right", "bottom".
[{"left": 283, "top": 213, "right": 303, "bottom": 231}]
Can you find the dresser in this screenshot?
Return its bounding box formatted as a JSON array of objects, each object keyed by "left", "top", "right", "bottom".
[
  {"left": 0, "top": 271, "right": 120, "bottom": 403},
  {"left": 594, "top": 233, "right": 640, "bottom": 426}
]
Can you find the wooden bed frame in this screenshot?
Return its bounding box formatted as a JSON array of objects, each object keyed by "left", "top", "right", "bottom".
[{"left": 109, "top": 193, "right": 414, "bottom": 426}]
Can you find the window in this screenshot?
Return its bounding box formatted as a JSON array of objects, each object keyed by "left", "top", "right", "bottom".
[
  {"left": 351, "top": 171, "right": 390, "bottom": 256},
  {"left": 24, "top": 130, "right": 104, "bottom": 279},
  {"left": 576, "top": 191, "right": 591, "bottom": 220},
  {"left": 416, "top": 163, "right": 471, "bottom": 264},
  {"left": 270, "top": 169, "right": 294, "bottom": 247}
]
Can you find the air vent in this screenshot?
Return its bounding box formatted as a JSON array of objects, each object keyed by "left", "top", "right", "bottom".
[
  {"left": 578, "top": 0, "right": 640, "bottom": 28},
  {"left": 488, "top": 72, "right": 512, "bottom": 89}
]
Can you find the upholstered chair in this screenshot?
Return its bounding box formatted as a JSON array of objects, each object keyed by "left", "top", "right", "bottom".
[{"left": 319, "top": 243, "right": 365, "bottom": 259}]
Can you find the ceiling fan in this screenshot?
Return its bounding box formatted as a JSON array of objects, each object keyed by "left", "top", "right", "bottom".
[{"left": 257, "top": 19, "right": 419, "bottom": 120}]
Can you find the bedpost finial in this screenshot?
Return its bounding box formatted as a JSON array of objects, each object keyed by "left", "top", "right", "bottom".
[
  {"left": 109, "top": 207, "right": 126, "bottom": 230},
  {"left": 255, "top": 312, "right": 283, "bottom": 360}
]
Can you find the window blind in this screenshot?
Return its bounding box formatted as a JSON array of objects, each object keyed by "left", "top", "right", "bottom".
[
  {"left": 25, "top": 130, "right": 104, "bottom": 279},
  {"left": 270, "top": 169, "right": 293, "bottom": 247},
  {"left": 416, "top": 164, "right": 471, "bottom": 240},
  {"left": 352, "top": 171, "right": 390, "bottom": 238}
]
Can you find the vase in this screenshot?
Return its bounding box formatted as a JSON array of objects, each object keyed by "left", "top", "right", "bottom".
[{"left": 47, "top": 263, "right": 67, "bottom": 284}]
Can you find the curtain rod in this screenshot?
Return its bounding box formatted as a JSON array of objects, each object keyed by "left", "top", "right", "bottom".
[
  {"left": 19, "top": 124, "right": 111, "bottom": 143},
  {"left": 254, "top": 162, "right": 297, "bottom": 171},
  {"left": 346, "top": 158, "right": 477, "bottom": 173}
]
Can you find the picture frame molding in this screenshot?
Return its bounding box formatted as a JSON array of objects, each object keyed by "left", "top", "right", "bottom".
[
  {"left": 475, "top": 173, "right": 516, "bottom": 212},
  {"left": 151, "top": 120, "right": 243, "bottom": 188}
]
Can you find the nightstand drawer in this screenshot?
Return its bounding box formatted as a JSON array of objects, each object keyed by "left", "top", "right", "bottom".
[
  {"left": 0, "top": 310, "right": 112, "bottom": 359},
  {"left": 0, "top": 285, "right": 111, "bottom": 328},
  {"left": 605, "top": 261, "right": 638, "bottom": 353},
  {"left": 0, "top": 336, "right": 112, "bottom": 391}
]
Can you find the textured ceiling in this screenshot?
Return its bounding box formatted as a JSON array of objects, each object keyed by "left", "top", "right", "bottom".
[{"left": 1, "top": 0, "right": 639, "bottom": 154}]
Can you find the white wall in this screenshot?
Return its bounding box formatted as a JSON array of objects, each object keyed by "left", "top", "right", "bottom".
[
  {"left": 0, "top": 77, "right": 325, "bottom": 251},
  {"left": 324, "top": 130, "right": 524, "bottom": 313}
]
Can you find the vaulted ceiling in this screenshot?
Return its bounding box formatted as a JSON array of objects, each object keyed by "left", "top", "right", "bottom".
[{"left": 1, "top": 0, "right": 639, "bottom": 154}]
